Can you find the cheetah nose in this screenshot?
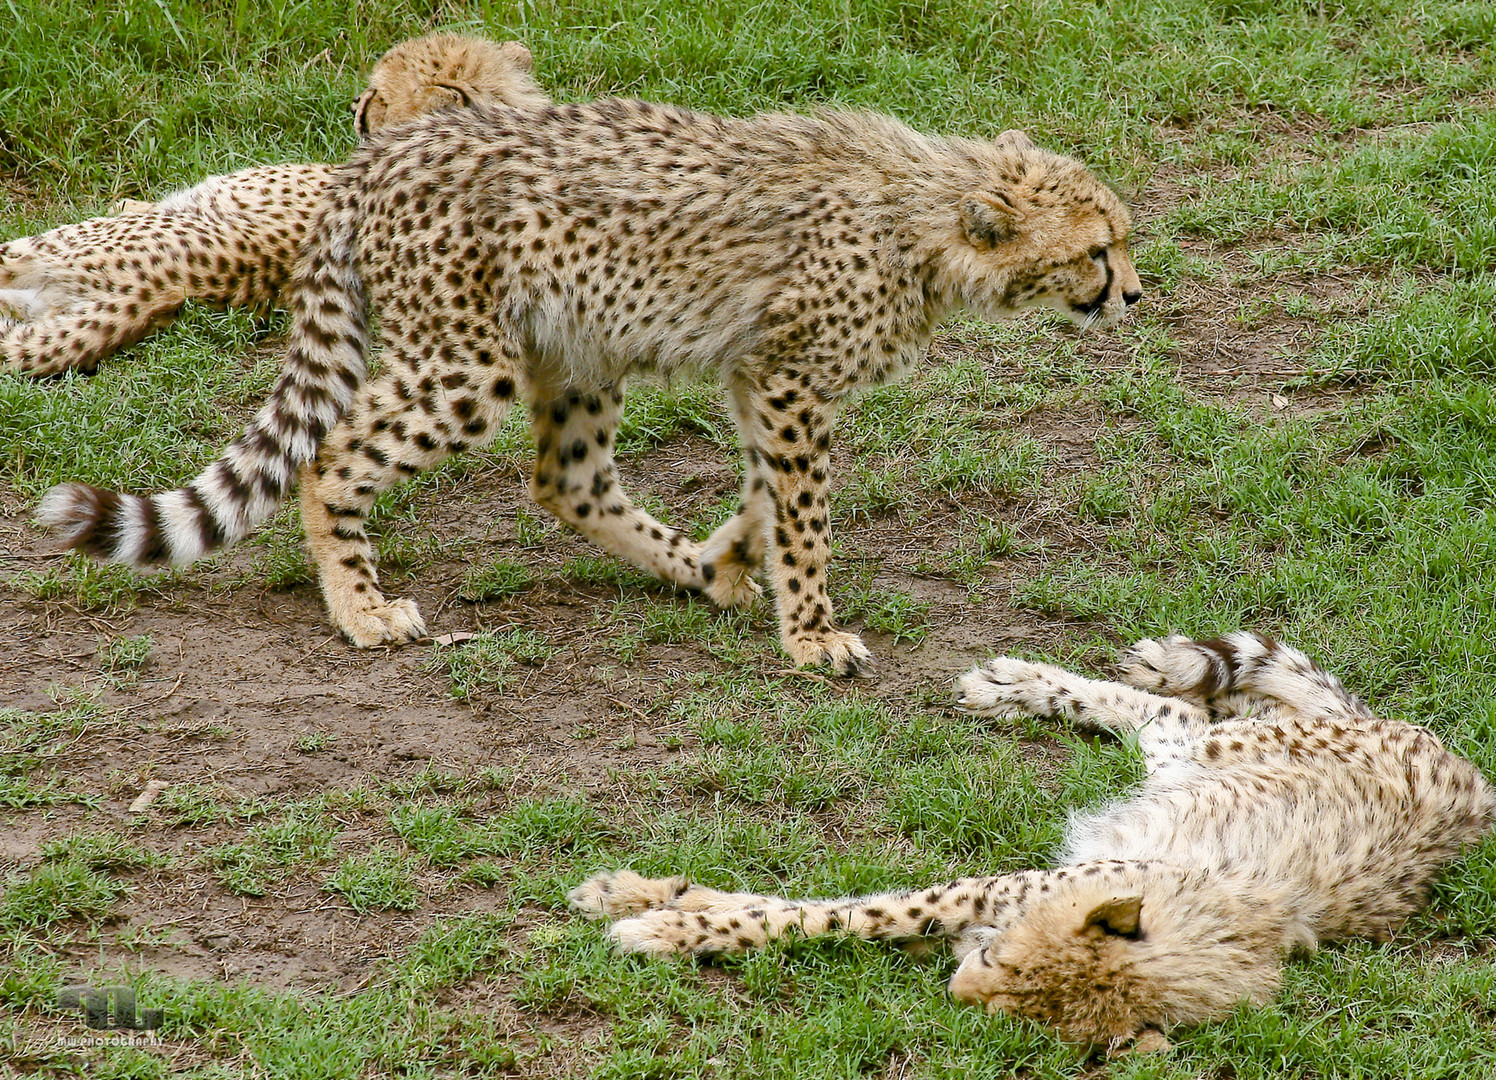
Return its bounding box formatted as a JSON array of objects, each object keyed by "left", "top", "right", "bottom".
[{"left": 1122, "top": 289, "right": 1142, "bottom": 307}]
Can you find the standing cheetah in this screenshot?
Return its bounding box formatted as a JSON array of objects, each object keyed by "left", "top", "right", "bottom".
[
  {"left": 39, "top": 103, "right": 1141, "bottom": 672},
  {"left": 0, "top": 34, "right": 548, "bottom": 377},
  {"left": 572, "top": 634, "right": 1493, "bottom": 1048}
]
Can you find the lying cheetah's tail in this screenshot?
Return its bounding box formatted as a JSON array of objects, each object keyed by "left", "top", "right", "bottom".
[
  {"left": 1123, "top": 631, "right": 1374, "bottom": 721},
  {"left": 37, "top": 180, "right": 370, "bottom": 568}
]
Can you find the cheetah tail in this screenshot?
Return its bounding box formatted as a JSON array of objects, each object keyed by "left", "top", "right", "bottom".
[
  {"left": 1188, "top": 632, "right": 1374, "bottom": 720},
  {"left": 36, "top": 184, "right": 371, "bottom": 568}
]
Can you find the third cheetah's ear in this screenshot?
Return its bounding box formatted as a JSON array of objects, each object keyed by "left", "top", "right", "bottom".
[
  {"left": 993, "top": 129, "right": 1036, "bottom": 151},
  {"left": 959, "top": 191, "right": 1025, "bottom": 248},
  {"left": 1082, "top": 895, "right": 1144, "bottom": 939},
  {"left": 430, "top": 83, "right": 473, "bottom": 109},
  {"left": 353, "top": 89, "right": 385, "bottom": 138}
]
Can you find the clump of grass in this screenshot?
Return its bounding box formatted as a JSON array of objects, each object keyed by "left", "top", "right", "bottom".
[
  {"left": 324, "top": 846, "right": 420, "bottom": 913},
  {"left": 838, "top": 587, "right": 932, "bottom": 645},
  {"left": 0, "top": 861, "right": 127, "bottom": 932},
  {"left": 98, "top": 633, "right": 153, "bottom": 673},
  {"left": 460, "top": 557, "right": 538, "bottom": 601},
  {"left": 392, "top": 798, "right": 608, "bottom": 867},
  {"left": 40, "top": 830, "right": 171, "bottom": 872},
  {"left": 153, "top": 782, "right": 261, "bottom": 829},
  {"left": 560, "top": 555, "right": 662, "bottom": 591},
  {"left": 208, "top": 808, "right": 339, "bottom": 896},
  {"left": 10, "top": 558, "right": 151, "bottom": 614},
  {"left": 432, "top": 628, "right": 559, "bottom": 699},
  {"left": 293, "top": 729, "right": 333, "bottom": 754}
]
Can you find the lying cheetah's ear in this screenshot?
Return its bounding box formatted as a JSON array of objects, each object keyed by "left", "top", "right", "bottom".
[
  {"left": 353, "top": 89, "right": 385, "bottom": 138},
  {"left": 993, "top": 129, "right": 1035, "bottom": 151},
  {"left": 498, "top": 39, "right": 535, "bottom": 72},
  {"left": 1082, "top": 895, "right": 1143, "bottom": 938},
  {"left": 430, "top": 83, "right": 472, "bottom": 109},
  {"left": 960, "top": 191, "right": 1025, "bottom": 248}
]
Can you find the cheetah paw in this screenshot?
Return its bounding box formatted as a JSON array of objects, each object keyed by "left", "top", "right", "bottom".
[
  {"left": 568, "top": 870, "right": 692, "bottom": 920},
  {"left": 785, "top": 630, "right": 874, "bottom": 677},
  {"left": 1117, "top": 635, "right": 1208, "bottom": 695},
  {"left": 701, "top": 562, "right": 763, "bottom": 610},
  {"left": 1111, "top": 1028, "right": 1172, "bottom": 1057},
  {"left": 332, "top": 597, "right": 428, "bottom": 648},
  {"left": 699, "top": 529, "right": 763, "bottom": 609},
  {"left": 607, "top": 911, "right": 704, "bottom": 957},
  {"left": 953, "top": 657, "right": 1056, "bottom": 717}
]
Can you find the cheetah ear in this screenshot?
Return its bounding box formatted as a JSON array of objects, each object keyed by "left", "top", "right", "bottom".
[
  {"left": 430, "top": 82, "right": 474, "bottom": 109},
  {"left": 959, "top": 191, "right": 1025, "bottom": 248},
  {"left": 498, "top": 39, "right": 535, "bottom": 72},
  {"left": 353, "top": 89, "right": 385, "bottom": 138},
  {"left": 1082, "top": 895, "right": 1143, "bottom": 939},
  {"left": 993, "top": 129, "right": 1035, "bottom": 151}
]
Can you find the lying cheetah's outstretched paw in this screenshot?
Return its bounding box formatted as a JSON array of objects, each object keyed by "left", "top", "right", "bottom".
[
  {"left": 608, "top": 910, "right": 710, "bottom": 957},
  {"left": 953, "top": 657, "right": 1066, "bottom": 717},
  {"left": 568, "top": 870, "right": 692, "bottom": 920}
]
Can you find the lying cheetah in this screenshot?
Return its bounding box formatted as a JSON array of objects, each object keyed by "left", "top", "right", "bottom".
[
  {"left": 0, "top": 34, "right": 548, "bottom": 377},
  {"left": 39, "top": 103, "right": 1141, "bottom": 673},
  {"left": 571, "top": 633, "right": 1493, "bottom": 1048}
]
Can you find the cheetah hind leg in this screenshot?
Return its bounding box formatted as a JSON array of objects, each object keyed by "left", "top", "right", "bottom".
[
  {"left": 300, "top": 462, "right": 426, "bottom": 647},
  {"left": 694, "top": 389, "right": 779, "bottom": 609},
  {"left": 698, "top": 455, "right": 770, "bottom": 611},
  {"left": 298, "top": 359, "right": 520, "bottom": 646}
]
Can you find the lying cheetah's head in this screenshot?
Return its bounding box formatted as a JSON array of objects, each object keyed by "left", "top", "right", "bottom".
[
  {"left": 353, "top": 33, "right": 551, "bottom": 137},
  {"left": 934, "top": 130, "right": 1142, "bottom": 330},
  {"left": 946, "top": 876, "right": 1286, "bottom": 1049}
]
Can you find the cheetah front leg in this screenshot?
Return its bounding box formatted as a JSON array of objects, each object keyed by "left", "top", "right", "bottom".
[
  {"left": 570, "top": 868, "right": 1047, "bottom": 957},
  {"left": 697, "top": 388, "right": 774, "bottom": 610},
  {"left": 742, "top": 379, "right": 871, "bottom": 675},
  {"left": 527, "top": 382, "right": 710, "bottom": 590},
  {"left": 955, "top": 656, "right": 1214, "bottom": 773}
]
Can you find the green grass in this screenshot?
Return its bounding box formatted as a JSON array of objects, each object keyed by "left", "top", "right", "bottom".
[
  {"left": 4, "top": 0, "right": 1496, "bottom": 1076},
  {"left": 430, "top": 627, "right": 560, "bottom": 699},
  {"left": 208, "top": 808, "right": 340, "bottom": 896},
  {"left": 324, "top": 845, "right": 421, "bottom": 914}
]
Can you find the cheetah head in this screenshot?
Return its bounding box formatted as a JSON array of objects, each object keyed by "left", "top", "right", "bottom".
[
  {"left": 934, "top": 130, "right": 1142, "bottom": 330},
  {"left": 353, "top": 33, "right": 551, "bottom": 137},
  {"left": 945, "top": 877, "right": 1285, "bottom": 1049}
]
